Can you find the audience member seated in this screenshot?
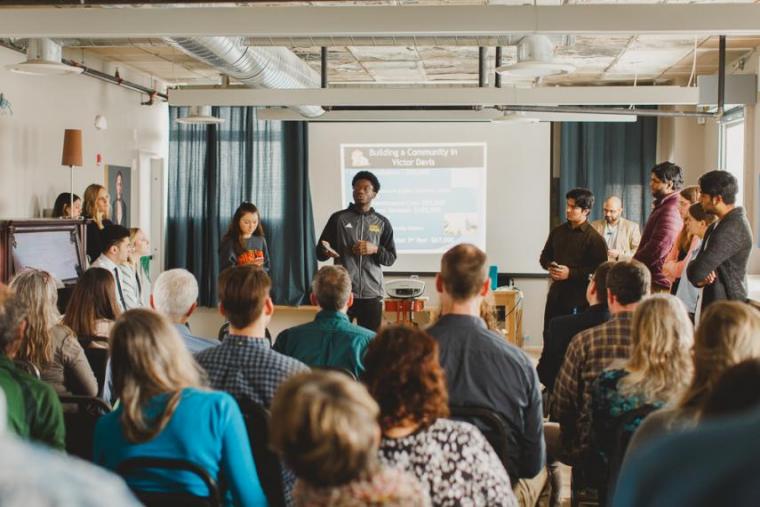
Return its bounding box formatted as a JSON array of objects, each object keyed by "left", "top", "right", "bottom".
[
  {"left": 700, "top": 359, "right": 760, "bottom": 420},
  {"left": 127, "top": 228, "right": 152, "bottom": 307},
  {"left": 52, "top": 192, "right": 82, "bottom": 219},
  {"left": 93, "top": 309, "right": 267, "bottom": 506},
  {"left": 626, "top": 301, "right": 760, "bottom": 456},
  {"left": 425, "top": 244, "right": 545, "bottom": 507},
  {"left": 150, "top": 269, "right": 216, "bottom": 354},
  {"left": 91, "top": 224, "right": 140, "bottom": 312},
  {"left": 662, "top": 186, "right": 700, "bottom": 292},
  {"left": 0, "top": 389, "right": 140, "bottom": 507},
  {"left": 552, "top": 260, "right": 650, "bottom": 465},
  {"left": 63, "top": 267, "right": 122, "bottom": 346},
  {"left": 274, "top": 265, "right": 374, "bottom": 378},
  {"left": 82, "top": 184, "right": 114, "bottom": 262},
  {"left": 538, "top": 261, "right": 614, "bottom": 393},
  {"left": 589, "top": 294, "right": 693, "bottom": 493},
  {"left": 0, "top": 285, "right": 65, "bottom": 449},
  {"left": 270, "top": 370, "right": 430, "bottom": 506},
  {"left": 10, "top": 269, "right": 97, "bottom": 397},
  {"left": 674, "top": 203, "right": 716, "bottom": 319},
  {"left": 363, "top": 324, "right": 516, "bottom": 506},
  {"left": 612, "top": 406, "right": 760, "bottom": 507}
]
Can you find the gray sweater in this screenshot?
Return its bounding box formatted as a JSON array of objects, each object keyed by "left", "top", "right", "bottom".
[{"left": 686, "top": 206, "right": 752, "bottom": 310}]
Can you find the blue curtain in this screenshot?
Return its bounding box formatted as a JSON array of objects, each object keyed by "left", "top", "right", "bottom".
[
  {"left": 167, "top": 107, "right": 317, "bottom": 306},
  {"left": 559, "top": 116, "right": 658, "bottom": 228}
]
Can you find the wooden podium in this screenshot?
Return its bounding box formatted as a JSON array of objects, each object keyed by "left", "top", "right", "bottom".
[{"left": 489, "top": 289, "right": 524, "bottom": 347}]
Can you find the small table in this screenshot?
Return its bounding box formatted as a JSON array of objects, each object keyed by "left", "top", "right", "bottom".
[
  {"left": 489, "top": 289, "right": 524, "bottom": 347},
  {"left": 384, "top": 297, "right": 429, "bottom": 324}
]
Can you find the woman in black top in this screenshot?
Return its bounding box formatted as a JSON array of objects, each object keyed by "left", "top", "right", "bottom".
[{"left": 81, "top": 184, "right": 113, "bottom": 262}]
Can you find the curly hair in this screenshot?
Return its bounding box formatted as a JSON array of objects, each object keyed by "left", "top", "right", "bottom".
[{"left": 362, "top": 324, "right": 449, "bottom": 432}]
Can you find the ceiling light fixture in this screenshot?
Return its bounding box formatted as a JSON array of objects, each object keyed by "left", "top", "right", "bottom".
[
  {"left": 175, "top": 105, "right": 225, "bottom": 125},
  {"left": 6, "top": 39, "right": 84, "bottom": 76},
  {"left": 496, "top": 35, "right": 575, "bottom": 79}
]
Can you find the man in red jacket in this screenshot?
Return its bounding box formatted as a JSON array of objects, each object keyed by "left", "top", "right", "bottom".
[{"left": 634, "top": 161, "right": 684, "bottom": 292}]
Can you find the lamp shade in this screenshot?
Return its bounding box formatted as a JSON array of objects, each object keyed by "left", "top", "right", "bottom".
[{"left": 61, "top": 129, "right": 83, "bottom": 167}]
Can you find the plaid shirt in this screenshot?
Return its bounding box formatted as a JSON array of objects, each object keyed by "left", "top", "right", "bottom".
[
  {"left": 195, "top": 335, "right": 309, "bottom": 408},
  {"left": 551, "top": 312, "right": 633, "bottom": 462}
]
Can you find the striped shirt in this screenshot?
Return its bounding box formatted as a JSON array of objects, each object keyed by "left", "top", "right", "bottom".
[{"left": 551, "top": 312, "right": 634, "bottom": 462}]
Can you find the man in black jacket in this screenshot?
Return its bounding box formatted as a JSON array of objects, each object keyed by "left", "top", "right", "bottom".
[
  {"left": 316, "top": 171, "right": 396, "bottom": 331},
  {"left": 687, "top": 170, "right": 753, "bottom": 313}
]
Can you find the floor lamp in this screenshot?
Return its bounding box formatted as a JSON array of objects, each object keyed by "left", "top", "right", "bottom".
[{"left": 61, "top": 129, "right": 83, "bottom": 218}]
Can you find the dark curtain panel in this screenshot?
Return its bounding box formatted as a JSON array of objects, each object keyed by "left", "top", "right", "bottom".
[
  {"left": 167, "top": 107, "right": 316, "bottom": 306},
  {"left": 559, "top": 116, "right": 658, "bottom": 228}
]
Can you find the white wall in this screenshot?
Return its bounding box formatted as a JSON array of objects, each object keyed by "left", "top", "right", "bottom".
[{"left": 0, "top": 45, "right": 169, "bottom": 241}]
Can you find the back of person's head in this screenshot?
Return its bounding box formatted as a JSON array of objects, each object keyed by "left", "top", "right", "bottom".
[
  {"left": 218, "top": 265, "right": 271, "bottom": 328},
  {"left": 363, "top": 325, "right": 448, "bottom": 432},
  {"left": 590, "top": 261, "right": 615, "bottom": 306},
  {"left": 651, "top": 161, "right": 684, "bottom": 191},
  {"left": 606, "top": 259, "right": 650, "bottom": 305},
  {"left": 312, "top": 266, "right": 352, "bottom": 311},
  {"left": 270, "top": 371, "right": 380, "bottom": 487},
  {"left": 152, "top": 269, "right": 198, "bottom": 321},
  {"left": 698, "top": 170, "right": 739, "bottom": 205},
  {"left": 680, "top": 301, "right": 760, "bottom": 409},
  {"left": 439, "top": 243, "right": 487, "bottom": 301},
  {"left": 52, "top": 192, "right": 81, "bottom": 218},
  {"left": 479, "top": 299, "right": 498, "bottom": 330},
  {"left": 352, "top": 170, "right": 381, "bottom": 193},
  {"left": 566, "top": 187, "right": 594, "bottom": 210},
  {"left": 110, "top": 309, "right": 203, "bottom": 443},
  {"left": 620, "top": 295, "right": 694, "bottom": 403},
  {"left": 0, "top": 285, "right": 27, "bottom": 356},
  {"left": 82, "top": 184, "right": 105, "bottom": 219},
  {"left": 701, "top": 359, "right": 760, "bottom": 419},
  {"left": 63, "top": 267, "right": 121, "bottom": 337},
  {"left": 679, "top": 185, "right": 700, "bottom": 204},
  {"left": 9, "top": 270, "right": 60, "bottom": 367},
  {"left": 688, "top": 202, "right": 718, "bottom": 226},
  {"left": 101, "top": 224, "right": 130, "bottom": 255}
]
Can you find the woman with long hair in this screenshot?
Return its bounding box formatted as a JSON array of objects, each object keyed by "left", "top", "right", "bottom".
[
  {"left": 62, "top": 267, "right": 122, "bottom": 345},
  {"left": 590, "top": 295, "right": 693, "bottom": 487},
  {"left": 626, "top": 301, "right": 760, "bottom": 456},
  {"left": 10, "top": 269, "right": 97, "bottom": 396},
  {"left": 92, "top": 309, "right": 266, "bottom": 506},
  {"left": 82, "top": 184, "right": 113, "bottom": 262},
  {"left": 674, "top": 203, "right": 717, "bottom": 319},
  {"left": 127, "top": 228, "right": 151, "bottom": 307},
  {"left": 52, "top": 192, "right": 82, "bottom": 219},
  {"left": 219, "top": 202, "right": 270, "bottom": 272},
  {"left": 663, "top": 185, "right": 701, "bottom": 292},
  {"left": 363, "top": 324, "right": 515, "bottom": 506}
]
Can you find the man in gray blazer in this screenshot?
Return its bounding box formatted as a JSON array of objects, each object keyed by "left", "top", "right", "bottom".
[
  {"left": 591, "top": 196, "right": 641, "bottom": 261},
  {"left": 687, "top": 170, "right": 753, "bottom": 311}
]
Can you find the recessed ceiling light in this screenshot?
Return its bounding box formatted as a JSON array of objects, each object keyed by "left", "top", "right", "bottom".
[{"left": 5, "top": 39, "right": 84, "bottom": 76}]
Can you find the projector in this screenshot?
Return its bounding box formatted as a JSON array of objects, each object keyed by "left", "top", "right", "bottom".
[{"left": 385, "top": 278, "right": 425, "bottom": 299}]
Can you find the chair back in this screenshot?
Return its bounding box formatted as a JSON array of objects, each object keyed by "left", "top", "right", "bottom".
[
  {"left": 117, "top": 457, "right": 221, "bottom": 507},
  {"left": 58, "top": 395, "right": 111, "bottom": 461},
  {"left": 235, "top": 397, "right": 287, "bottom": 506},
  {"left": 449, "top": 405, "right": 512, "bottom": 474},
  {"left": 81, "top": 345, "right": 109, "bottom": 396}
]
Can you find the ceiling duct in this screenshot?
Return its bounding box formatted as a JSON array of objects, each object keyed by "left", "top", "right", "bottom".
[
  {"left": 6, "top": 38, "right": 83, "bottom": 76},
  {"left": 166, "top": 37, "right": 324, "bottom": 118},
  {"left": 496, "top": 35, "right": 574, "bottom": 79}
]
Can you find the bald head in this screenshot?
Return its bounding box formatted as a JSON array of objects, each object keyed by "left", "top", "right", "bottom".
[{"left": 603, "top": 196, "right": 623, "bottom": 225}]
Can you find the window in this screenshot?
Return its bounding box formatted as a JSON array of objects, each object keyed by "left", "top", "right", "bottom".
[{"left": 718, "top": 108, "right": 745, "bottom": 205}]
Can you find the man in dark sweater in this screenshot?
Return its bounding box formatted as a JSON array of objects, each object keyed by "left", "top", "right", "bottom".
[
  {"left": 687, "top": 170, "right": 752, "bottom": 312},
  {"left": 537, "top": 260, "right": 614, "bottom": 393},
  {"left": 634, "top": 162, "right": 684, "bottom": 292},
  {"left": 540, "top": 188, "right": 608, "bottom": 330}
]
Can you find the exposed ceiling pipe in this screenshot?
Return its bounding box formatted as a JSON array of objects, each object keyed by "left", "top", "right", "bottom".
[
  {"left": 499, "top": 105, "right": 719, "bottom": 119},
  {"left": 166, "top": 37, "right": 324, "bottom": 118}
]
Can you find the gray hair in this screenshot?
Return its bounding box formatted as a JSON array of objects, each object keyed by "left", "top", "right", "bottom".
[
  {"left": 151, "top": 269, "right": 199, "bottom": 321},
  {"left": 0, "top": 286, "right": 27, "bottom": 354},
  {"left": 312, "top": 266, "right": 352, "bottom": 311}
]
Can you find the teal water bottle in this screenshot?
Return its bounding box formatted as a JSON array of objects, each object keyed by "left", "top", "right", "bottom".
[{"left": 489, "top": 265, "right": 498, "bottom": 290}]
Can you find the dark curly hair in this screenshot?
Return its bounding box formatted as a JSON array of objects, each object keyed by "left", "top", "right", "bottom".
[
  {"left": 362, "top": 324, "right": 449, "bottom": 431},
  {"left": 352, "top": 170, "right": 381, "bottom": 193}
]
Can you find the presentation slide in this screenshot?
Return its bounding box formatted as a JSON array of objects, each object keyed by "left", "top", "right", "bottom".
[{"left": 341, "top": 143, "right": 487, "bottom": 254}]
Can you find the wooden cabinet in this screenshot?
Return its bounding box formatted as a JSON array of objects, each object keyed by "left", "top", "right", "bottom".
[{"left": 489, "top": 289, "right": 524, "bottom": 347}]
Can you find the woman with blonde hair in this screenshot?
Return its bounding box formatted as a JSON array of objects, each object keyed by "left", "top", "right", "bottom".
[
  {"left": 270, "top": 370, "right": 430, "bottom": 506},
  {"left": 590, "top": 294, "right": 693, "bottom": 491},
  {"left": 119, "top": 227, "right": 151, "bottom": 308},
  {"left": 92, "top": 309, "right": 266, "bottom": 506},
  {"left": 627, "top": 300, "right": 760, "bottom": 456},
  {"left": 10, "top": 269, "right": 97, "bottom": 397},
  {"left": 82, "top": 183, "right": 113, "bottom": 262}
]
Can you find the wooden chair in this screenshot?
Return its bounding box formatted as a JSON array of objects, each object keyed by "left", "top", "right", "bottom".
[{"left": 58, "top": 395, "right": 111, "bottom": 461}]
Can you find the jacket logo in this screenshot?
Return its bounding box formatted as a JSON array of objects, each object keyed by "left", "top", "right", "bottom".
[
  {"left": 369, "top": 224, "right": 381, "bottom": 233},
  {"left": 344, "top": 223, "right": 353, "bottom": 228}
]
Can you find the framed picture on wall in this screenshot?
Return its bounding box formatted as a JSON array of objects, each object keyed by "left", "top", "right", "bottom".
[{"left": 106, "top": 164, "right": 131, "bottom": 228}]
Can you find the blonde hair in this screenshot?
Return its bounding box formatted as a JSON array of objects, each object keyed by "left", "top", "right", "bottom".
[
  {"left": 10, "top": 270, "right": 63, "bottom": 368},
  {"left": 127, "top": 227, "right": 142, "bottom": 269},
  {"left": 83, "top": 184, "right": 109, "bottom": 228},
  {"left": 679, "top": 301, "right": 760, "bottom": 409},
  {"left": 480, "top": 299, "right": 498, "bottom": 331},
  {"left": 270, "top": 371, "right": 380, "bottom": 487},
  {"left": 619, "top": 295, "right": 693, "bottom": 403},
  {"left": 110, "top": 309, "right": 204, "bottom": 443}
]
